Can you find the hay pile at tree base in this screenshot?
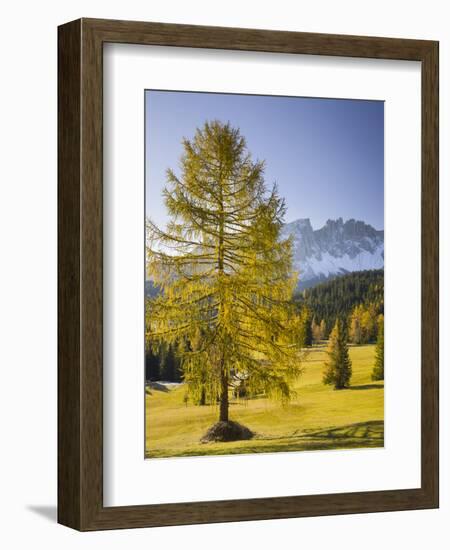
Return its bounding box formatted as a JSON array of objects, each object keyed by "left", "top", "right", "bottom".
[{"left": 200, "top": 421, "right": 254, "bottom": 443}]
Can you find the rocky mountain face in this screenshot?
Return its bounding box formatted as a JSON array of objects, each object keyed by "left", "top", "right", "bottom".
[{"left": 280, "top": 218, "right": 384, "bottom": 289}]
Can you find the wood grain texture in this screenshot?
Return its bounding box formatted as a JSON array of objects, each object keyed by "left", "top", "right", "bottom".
[
  {"left": 57, "top": 18, "right": 439, "bottom": 531},
  {"left": 420, "top": 41, "right": 439, "bottom": 505},
  {"left": 57, "top": 19, "right": 82, "bottom": 530}
]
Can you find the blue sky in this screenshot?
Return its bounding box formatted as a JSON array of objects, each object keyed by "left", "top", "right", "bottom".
[{"left": 145, "top": 90, "right": 384, "bottom": 231}]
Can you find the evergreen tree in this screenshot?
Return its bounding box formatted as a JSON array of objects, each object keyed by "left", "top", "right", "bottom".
[
  {"left": 146, "top": 121, "right": 303, "bottom": 432},
  {"left": 145, "top": 342, "right": 160, "bottom": 381},
  {"left": 159, "top": 343, "right": 176, "bottom": 381},
  {"left": 371, "top": 314, "right": 384, "bottom": 380},
  {"left": 323, "top": 318, "right": 352, "bottom": 389},
  {"left": 302, "top": 307, "right": 313, "bottom": 347}
]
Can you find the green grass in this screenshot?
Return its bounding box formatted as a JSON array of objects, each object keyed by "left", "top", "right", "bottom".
[{"left": 145, "top": 344, "right": 384, "bottom": 458}]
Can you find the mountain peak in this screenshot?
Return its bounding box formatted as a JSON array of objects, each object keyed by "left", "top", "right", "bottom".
[
  {"left": 281, "top": 217, "right": 384, "bottom": 288},
  {"left": 325, "top": 217, "right": 343, "bottom": 226},
  {"left": 286, "top": 218, "right": 312, "bottom": 231}
]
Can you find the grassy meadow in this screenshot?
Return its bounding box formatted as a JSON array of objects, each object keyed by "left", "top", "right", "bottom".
[{"left": 145, "top": 343, "right": 384, "bottom": 458}]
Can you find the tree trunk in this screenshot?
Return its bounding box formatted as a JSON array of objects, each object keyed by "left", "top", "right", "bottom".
[
  {"left": 217, "top": 166, "right": 228, "bottom": 423},
  {"left": 219, "top": 367, "right": 229, "bottom": 422},
  {"left": 199, "top": 387, "right": 206, "bottom": 406}
]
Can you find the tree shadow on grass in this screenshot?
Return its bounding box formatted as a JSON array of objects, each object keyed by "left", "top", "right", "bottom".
[
  {"left": 146, "top": 382, "right": 170, "bottom": 394},
  {"left": 235, "top": 420, "right": 384, "bottom": 455},
  {"left": 147, "top": 420, "right": 384, "bottom": 458},
  {"left": 298, "top": 420, "right": 384, "bottom": 441},
  {"left": 348, "top": 384, "right": 384, "bottom": 391}
]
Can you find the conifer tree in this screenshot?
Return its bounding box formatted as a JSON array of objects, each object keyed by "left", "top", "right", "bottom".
[
  {"left": 349, "top": 310, "right": 362, "bottom": 344},
  {"left": 371, "top": 314, "right": 384, "bottom": 381},
  {"left": 146, "top": 121, "right": 303, "bottom": 435},
  {"left": 361, "top": 303, "right": 378, "bottom": 342},
  {"left": 145, "top": 344, "right": 160, "bottom": 381},
  {"left": 302, "top": 307, "right": 313, "bottom": 347},
  {"left": 189, "top": 328, "right": 209, "bottom": 405},
  {"left": 323, "top": 318, "right": 352, "bottom": 389}
]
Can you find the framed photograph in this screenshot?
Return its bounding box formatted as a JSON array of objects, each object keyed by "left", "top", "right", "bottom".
[{"left": 58, "top": 18, "right": 439, "bottom": 530}]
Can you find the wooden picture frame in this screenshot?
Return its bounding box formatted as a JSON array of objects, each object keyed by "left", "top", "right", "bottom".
[{"left": 58, "top": 18, "right": 439, "bottom": 531}]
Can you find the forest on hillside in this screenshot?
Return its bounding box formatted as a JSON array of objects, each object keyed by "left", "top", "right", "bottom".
[{"left": 294, "top": 269, "right": 384, "bottom": 337}]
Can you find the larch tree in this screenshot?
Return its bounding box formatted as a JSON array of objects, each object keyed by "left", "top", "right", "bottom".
[
  {"left": 146, "top": 121, "right": 303, "bottom": 440},
  {"left": 349, "top": 303, "right": 378, "bottom": 344},
  {"left": 371, "top": 314, "right": 384, "bottom": 381},
  {"left": 361, "top": 303, "right": 378, "bottom": 342},
  {"left": 311, "top": 317, "right": 320, "bottom": 343},
  {"left": 349, "top": 311, "right": 362, "bottom": 345},
  {"left": 323, "top": 318, "right": 352, "bottom": 389}
]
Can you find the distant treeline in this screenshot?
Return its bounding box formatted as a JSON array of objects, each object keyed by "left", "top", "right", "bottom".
[{"left": 294, "top": 269, "right": 384, "bottom": 338}]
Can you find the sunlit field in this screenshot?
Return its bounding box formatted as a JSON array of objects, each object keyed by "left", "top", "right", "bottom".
[{"left": 145, "top": 344, "right": 384, "bottom": 458}]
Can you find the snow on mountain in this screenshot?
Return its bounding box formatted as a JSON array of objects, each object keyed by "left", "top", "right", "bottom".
[{"left": 280, "top": 217, "right": 384, "bottom": 289}]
